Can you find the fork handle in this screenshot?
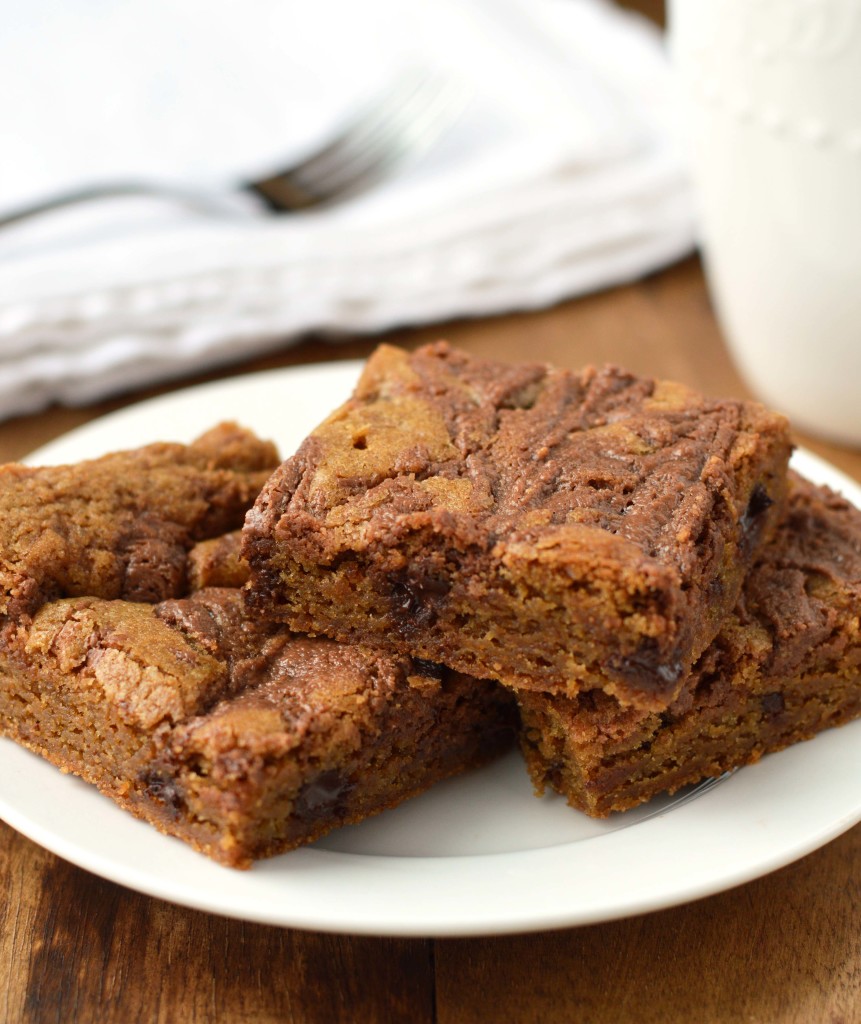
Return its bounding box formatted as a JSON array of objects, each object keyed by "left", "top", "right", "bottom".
[{"left": 0, "top": 181, "right": 252, "bottom": 229}]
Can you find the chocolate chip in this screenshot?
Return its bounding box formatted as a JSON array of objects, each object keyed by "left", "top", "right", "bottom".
[
  {"left": 740, "top": 483, "right": 774, "bottom": 557},
  {"left": 761, "top": 692, "right": 785, "bottom": 717},
  {"left": 412, "top": 658, "right": 446, "bottom": 678},
  {"left": 293, "top": 770, "right": 351, "bottom": 820},
  {"left": 743, "top": 483, "right": 773, "bottom": 533},
  {"left": 391, "top": 571, "right": 451, "bottom": 631},
  {"left": 139, "top": 770, "right": 183, "bottom": 819},
  {"left": 607, "top": 644, "right": 683, "bottom": 691}
]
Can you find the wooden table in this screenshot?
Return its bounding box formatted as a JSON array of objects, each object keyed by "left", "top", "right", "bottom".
[{"left": 1, "top": 256, "right": 860, "bottom": 1023}]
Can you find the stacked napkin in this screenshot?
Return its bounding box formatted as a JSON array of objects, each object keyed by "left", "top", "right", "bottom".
[{"left": 0, "top": 0, "right": 694, "bottom": 421}]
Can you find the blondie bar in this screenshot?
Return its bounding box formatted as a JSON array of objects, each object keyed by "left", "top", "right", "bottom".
[
  {"left": 517, "top": 474, "right": 861, "bottom": 815},
  {"left": 0, "top": 429, "right": 513, "bottom": 866},
  {"left": 0, "top": 422, "right": 279, "bottom": 617},
  {"left": 244, "top": 342, "right": 791, "bottom": 709},
  {"left": 0, "top": 587, "right": 513, "bottom": 867}
]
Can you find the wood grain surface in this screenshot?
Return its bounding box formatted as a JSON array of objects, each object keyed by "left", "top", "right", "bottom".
[{"left": 1, "top": 255, "right": 860, "bottom": 1024}]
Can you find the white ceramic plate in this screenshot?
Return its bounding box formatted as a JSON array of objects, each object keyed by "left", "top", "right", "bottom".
[{"left": 1, "top": 361, "right": 860, "bottom": 937}]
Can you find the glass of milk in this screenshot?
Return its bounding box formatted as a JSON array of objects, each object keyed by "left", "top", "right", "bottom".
[{"left": 668, "top": 0, "right": 861, "bottom": 446}]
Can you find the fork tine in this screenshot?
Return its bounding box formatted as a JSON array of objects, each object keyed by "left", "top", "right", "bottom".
[
  {"left": 250, "top": 71, "right": 436, "bottom": 210},
  {"left": 287, "top": 71, "right": 437, "bottom": 179},
  {"left": 256, "top": 71, "right": 467, "bottom": 208},
  {"left": 293, "top": 76, "right": 466, "bottom": 199}
]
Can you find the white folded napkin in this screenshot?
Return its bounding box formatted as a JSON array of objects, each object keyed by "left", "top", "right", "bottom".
[{"left": 0, "top": 0, "right": 694, "bottom": 420}]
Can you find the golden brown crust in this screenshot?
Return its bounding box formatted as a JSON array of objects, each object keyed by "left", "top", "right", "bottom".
[
  {"left": 187, "top": 531, "right": 249, "bottom": 590},
  {"left": 517, "top": 473, "right": 861, "bottom": 815},
  {"left": 0, "top": 421, "right": 514, "bottom": 867},
  {"left": 244, "top": 342, "right": 792, "bottom": 708},
  {"left": 0, "top": 422, "right": 279, "bottom": 616},
  {"left": 0, "top": 587, "right": 514, "bottom": 868}
]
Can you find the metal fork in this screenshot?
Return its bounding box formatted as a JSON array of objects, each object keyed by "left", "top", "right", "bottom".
[{"left": 0, "top": 69, "right": 466, "bottom": 229}]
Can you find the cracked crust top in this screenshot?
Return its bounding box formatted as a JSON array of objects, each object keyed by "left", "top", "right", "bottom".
[{"left": 0, "top": 422, "right": 279, "bottom": 618}]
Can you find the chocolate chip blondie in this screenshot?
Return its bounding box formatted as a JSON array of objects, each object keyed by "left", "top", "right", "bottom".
[
  {"left": 517, "top": 474, "right": 861, "bottom": 815},
  {"left": 1, "top": 586, "right": 513, "bottom": 867},
  {"left": 0, "top": 422, "right": 279, "bottom": 616},
  {"left": 0, "top": 431, "right": 513, "bottom": 867},
  {"left": 244, "top": 342, "right": 791, "bottom": 709}
]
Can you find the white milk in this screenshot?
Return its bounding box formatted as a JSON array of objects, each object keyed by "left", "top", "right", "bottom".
[{"left": 668, "top": 0, "right": 861, "bottom": 446}]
